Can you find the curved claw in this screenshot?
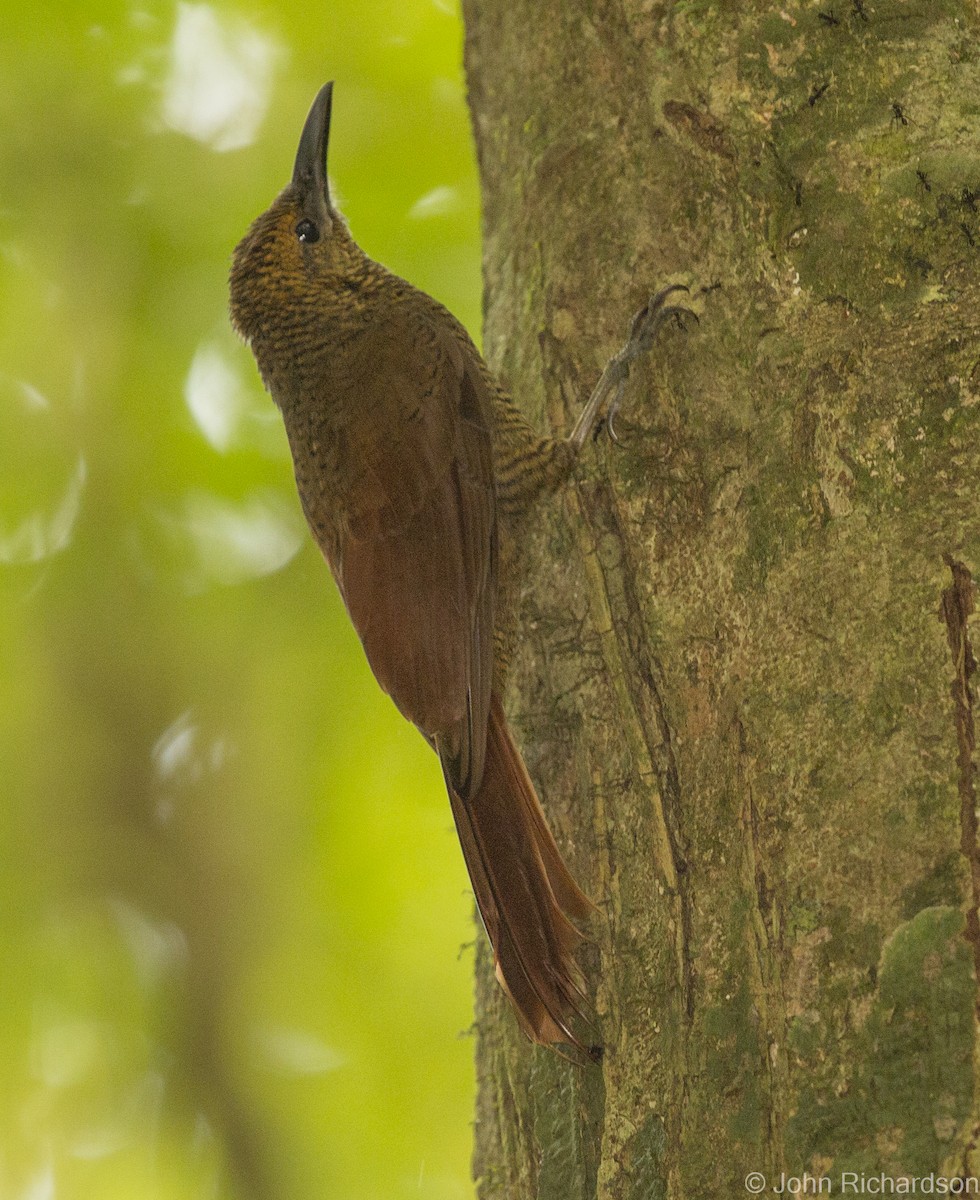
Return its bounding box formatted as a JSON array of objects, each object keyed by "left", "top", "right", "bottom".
[
  {"left": 642, "top": 282, "right": 691, "bottom": 314},
  {"left": 604, "top": 302, "right": 696, "bottom": 442},
  {"left": 568, "top": 282, "right": 698, "bottom": 452},
  {"left": 629, "top": 302, "right": 698, "bottom": 361},
  {"left": 605, "top": 379, "right": 627, "bottom": 444},
  {"left": 626, "top": 285, "right": 689, "bottom": 345}
]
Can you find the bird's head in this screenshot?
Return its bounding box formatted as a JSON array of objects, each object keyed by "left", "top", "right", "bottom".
[{"left": 229, "top": 82, "right": 362, "bottom": 348}]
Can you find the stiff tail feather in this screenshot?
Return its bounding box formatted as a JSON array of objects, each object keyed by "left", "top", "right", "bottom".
[{"left": 445, "top": 694, "right": 593, "bottom": 1049}]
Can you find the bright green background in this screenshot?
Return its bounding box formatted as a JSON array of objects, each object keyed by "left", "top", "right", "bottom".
[{"left": 0, "top": 3, "right": 481, "bottom": 1197}]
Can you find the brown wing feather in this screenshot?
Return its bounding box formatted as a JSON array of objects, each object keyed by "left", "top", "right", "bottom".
[{"left": 309, "top": 317, "right": 495, "bottom": 797}]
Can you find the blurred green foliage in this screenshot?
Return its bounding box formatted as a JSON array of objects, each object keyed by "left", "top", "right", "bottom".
[{"left": 0, "top": 2, "right": 481, "bottom": 1197}]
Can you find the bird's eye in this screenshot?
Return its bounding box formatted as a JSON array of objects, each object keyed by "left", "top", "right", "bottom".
[{"left": 296, "top": 219, "right": 320, "bottom": 244}]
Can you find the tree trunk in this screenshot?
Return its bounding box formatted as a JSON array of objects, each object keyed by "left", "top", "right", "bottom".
[{"left": 461, "top": 1, "right": 980, "bottom": 1196}]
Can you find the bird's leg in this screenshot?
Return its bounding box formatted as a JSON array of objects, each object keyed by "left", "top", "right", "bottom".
[
  {"left": 491, "top": 285, "right": 696, "bottom": 521},
  {"left": 567, "top": 284, "right": 697, "bottom": 452}
]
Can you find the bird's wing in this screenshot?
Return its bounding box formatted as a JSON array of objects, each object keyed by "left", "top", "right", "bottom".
[{"left": 315, "top": 316, "right": 496, "bottom": 799}]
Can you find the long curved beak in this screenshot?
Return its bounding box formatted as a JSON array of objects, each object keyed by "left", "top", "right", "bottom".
[{"left": 292, "top": 81, "right": 333, "bottom": 205}]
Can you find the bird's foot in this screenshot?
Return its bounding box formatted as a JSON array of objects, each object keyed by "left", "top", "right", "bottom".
[{"left": 569, "top": 284, "right": 698, "bottom": 450}]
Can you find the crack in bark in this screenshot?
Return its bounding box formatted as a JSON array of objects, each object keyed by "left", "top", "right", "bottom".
[
  {"left": 591, "top": 481, "right": 694, "bottom": 1018},
  {"left": 734, "top": 716, "right": 788, "bottom": 1185},
  {"left": 571, "top": 472, "right": 694, "bottom": 1195},
  {"left": 940, "top": 555, "right": 980, "bottom": 990},
  {"left": 940, "top": 554, "right": 980, "bottom": 1179},
  {"left": 930, "top": 561, "right": 978, "bottom": 1180}
]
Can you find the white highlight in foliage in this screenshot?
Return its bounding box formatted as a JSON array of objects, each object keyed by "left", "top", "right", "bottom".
[
  {"left": 408, "top": 185, "right": 460, "bottom": 219},
  {"left": 183, "top": 491, "right": 303, "bottom": 583},
  {"left": 153, "top": 710, "right": 199, "bottom": 780},
  {"left": 20, "top": 1166, "right": 55, "bottom": 1200},
  {"left": 0, "top": 452, "right": 86, "bottom": 565},
  {"left": 256, "top": 1025, "right": 345, "bottom": 1075},
  {"left": 157, "top": 490, "right": 304, "bottom": 590},
  {"left": 152, "top": 710, "right": 233, "bottom": 784},
  {"left": 110, "top": 897, "right": 188, "bottom": 985},
  {"left": 185, "top": 341, "right": 249, "bottom": 451},
  {"left": 162, "top": 4, "right": 280, "bottom": 152},
  {"left": 31, "top": 1009, "right": 102, "bottom": 1090}
]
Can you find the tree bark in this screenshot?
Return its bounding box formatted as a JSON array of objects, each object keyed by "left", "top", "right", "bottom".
[{"left": 461, "top": 1, "right": 980, "bottom": 1196}]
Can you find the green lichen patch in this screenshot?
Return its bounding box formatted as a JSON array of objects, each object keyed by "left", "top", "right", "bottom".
[{"left": 787, "top": 906, "right": 974, "bottom": 1178}]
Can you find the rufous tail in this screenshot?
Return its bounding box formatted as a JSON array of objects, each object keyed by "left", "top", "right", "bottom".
[{"left": 445, "top": 694, "right": 593, "bottom": 1048}]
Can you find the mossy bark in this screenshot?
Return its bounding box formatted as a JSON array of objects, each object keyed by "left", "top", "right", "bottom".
[{"left": 461, "top": 1, "right": 980, "bottom": 1196}]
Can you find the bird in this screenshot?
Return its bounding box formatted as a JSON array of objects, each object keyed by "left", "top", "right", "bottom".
[{"left": 229, "top": 81, "right": 692, "bottom": 1051}]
